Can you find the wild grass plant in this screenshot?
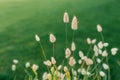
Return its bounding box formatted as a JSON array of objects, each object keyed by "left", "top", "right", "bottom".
[{"left": 11, "top": 12, "right": 118, "bottom": 80}]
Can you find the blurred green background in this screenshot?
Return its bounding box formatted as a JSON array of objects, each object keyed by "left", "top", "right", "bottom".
[{"left": 0, "top": 0, "right": 120, "bottom": 80}]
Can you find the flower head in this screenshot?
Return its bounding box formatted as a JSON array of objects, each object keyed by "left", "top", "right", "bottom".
[
  {"left": 49, "top": 33, "right": 56, "bottom": 43},
  {"left": 32, "top": 64, "right": 39, "bottom": 72},
  {"left": 12, "top": 64, "right": 16, "bottom": 71},
  {"left": 25, "top": 62, "right": 30, "bottom": 68},
  {"left": 35, "top": 34, "right": 40, "bottom": 42},
  {"left": 51, "top": 57, "right": 56, "bottom": 64},
  {"left": 71, "top": 16, "right": 78, "bottom": 30},
  {"left": 69, "top": 57, "right": 76, "bottom": 67},
  {"left": 43, "top": 60, "right": 52, "bottom": 66},
  {"left": 63, "top": 12, "right": 69, "bottom": 23},
  {"left": 97, "top": 24, "right": 102, "bottom": 32},
  {"left": 71, "top": 42, "right": 76, "bottom": 51},
  {"left": 65, "top": 48, "right": 71, "bottom": 58},
  {"left": 111, "top": 48, "right": 118, "bottom": 55},
  {"left": 13, "top": 59, "right": 19, "bottom": 64}
]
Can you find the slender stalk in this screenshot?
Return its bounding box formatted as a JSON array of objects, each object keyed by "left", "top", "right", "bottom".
[
  {"left": 53, "top": 43, "right": 55, "bottom": 57},
  {"left": 100, "top": 32, "right": 110, "bottom": 80},
  {"left": 66, "top": 23, "right": 68, "bottom": 48}
]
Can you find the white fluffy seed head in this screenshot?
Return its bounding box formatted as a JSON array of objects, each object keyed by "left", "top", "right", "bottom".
[
  {"left": 71, "top": 16, "right": 78, "bottom": 30},
  {"left": 49, "top": 33, "right": 56, "bottom": 43},
  {"left": 96, "top": 58, "right": 101, "bottom": 63},
  {"left": 32, "top": 64, "right": 38, "bottom": 72},
  {"left": 103, "top": 42, "right": 109, "bottom": 47},
  {"left": 98, "top": 41, "right": 103, "bottom": 49},
  {"left": 87, "top": 38, "right": 91, "bottom": 44},
  {"left": 79, "top": 51, "right": 84, "bottom": 58},
  {"left": 13, "top": 59, "right": 19, "bottom": 64},
  {"left": 111, "top": 48, "right": 118, "bottom": 55},
  {"left": 35, "top": 34, "right": 40, "bottom": 42},
  {"left": 64, "top": 66, "right": 68, "bottom": 72},
  {"left": 69, "top": 57, "right": 76, "bottom": 67},
  {"left": 25, "top": 62, "right": 30, "bottom": 68},
  {"left": 71, "top": 42, "right": 76, "bottom": 51},
  {"left": 65, "top": 48, "right": 71, "bottom": 58},
  {"left": 63, "top": 12, "right": 69, "bottom": 23},
  {"left": 43, "top": 60, "right": 51, "bottom": 66},
  {"left": 102, "top": 50, "right": 108, "bottom": 57},
  {"left": 103, "top": 63, "right": 109, "bottom": 70},
  {"left": 58, "top": 65, "right": 62, "bottom": 70},
  {"left": 92, "top": 39, "right": 96, "bottom": 44},
  {"left": 51, "top": 57, "right": 56, "bottom": 64},
  {"left": 12, "top": 64, "right": 16, "bottom": 71},
  {"left": 97, "top": 24, "right": 102, "bottom": 32},
  {"left": 99, "top": 71, "right": 105, "bottom": 77}
]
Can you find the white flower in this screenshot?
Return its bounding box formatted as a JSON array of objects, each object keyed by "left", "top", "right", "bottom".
[
  {"left": 78, "top": 59, "right": 82, "bottom": 64},
  {"left": 81, "top": 68, "right": 86, "bottom": 75},
  {"left": 103, "top": 63, "right": 109, "bottom": 70},
  {"left": 98, "top": 41, "right": 103, "bottom": 49},
  {"left": 43, "top": 60, "right": 52, "bottom": 66},
  {"left": 77, "top": 68, "right": 81, "bottom": 73},
  {"left": 71, "top": 42, "right": 76, "bottom": 51},
  {"left": 42, "top": 72, "right": 48, "bottom": 80},
  {"left": 97, "top": 24, "right": 102, "bottom": 32},
  {"left": 102, "top": 50, "right": 108, "bottom": 57},
  {"left": 69, "top": 57, "right": 76, "bottom": 67},
  {"left": 25, "top": 62, "right": 30, "bottom": 68},
  {"left": 87, "top": 38, "right": 91, "bottom": 44},
  {"left": 12, "top": 64, "right": 16, "bottom": 71},
  {"left": 96, "top": 58, "right": 101, "bottom": 63},
  {"left": 111, "top": 48, "right": 118, "bottom": 55},
  {"left": 32, "top": 64, "right": 39, "bottom": 71},
  {"left": 72, "top": 69, "right": 77, "bottom": 76},
  {"left": 71, "top": 16, "right": 78, "bottom": 30},
  {"left": 47, "top": 73, "right": 52, "bottom": 80},
  {"left": 51, "top": 57, "right": 56, "bottom": 64},
  {"left": 35, "top": 34, "right": 40, "bottom": 42},
  {"left": 87, "top": 72, "right": 91, "bottom": 76},
  {"left": 13, "top": 59, "right": 19, "bottom": 64},
  {"left": 49, "top": 33, "right": 56, "bottom": 43},
  {"left": 94, "top": 45, "right": 99, "bottom": 56},
  {"left": 103, "top": 42, "right": 109, "bottom": 47},
  {"left": 98, "top": 49, "right": 102, "bottom": 54},
  {"left": 58, "top": 72, "right": 65, "bottom": 80},
  {"left": 63, "top": 12, "right": 69, "bottom": 23},
  {"left": 64, "top": 66, "right": 68, "bottom": 72},
  {"left": 92, "top": 39, "right": 96, "bottom": 44},
  {"left": 65, "top": 48, "right": 71, "bottom": 58},
  {"left": 79, "top": 51, "right": 84, "bottom": 58},
  {"left": 85, "top": 58, "right": 93, "bottom": 66},
  {"left": 58, "top": 65, "right": 62, "bottom": 70},
  {"left": 99, "top": 71, "right": 105, "bottom": 77}
]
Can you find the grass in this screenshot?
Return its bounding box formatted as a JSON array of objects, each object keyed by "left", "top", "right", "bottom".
[{"left": 0, "top": 0, "right": 120, "bottom": 80}]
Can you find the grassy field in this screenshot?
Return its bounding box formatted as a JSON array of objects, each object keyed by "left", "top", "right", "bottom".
[{"left": 0, "top": 0, "right": 120, "bottom": 80}]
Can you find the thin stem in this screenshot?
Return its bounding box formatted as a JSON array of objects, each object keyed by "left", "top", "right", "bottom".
[
  {"left": 66, "top": 23, "right": 68, "bottom": 48},
  {"left": 53, "top": 43, "right": 55, "bottom": 57},
  {"left": 72, "top": 30, "right": 75, "bottom": 42}
]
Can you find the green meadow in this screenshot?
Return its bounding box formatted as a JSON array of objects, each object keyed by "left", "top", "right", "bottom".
[{"left": 0, "top": 0, "right": 120, "bottom": 80}]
